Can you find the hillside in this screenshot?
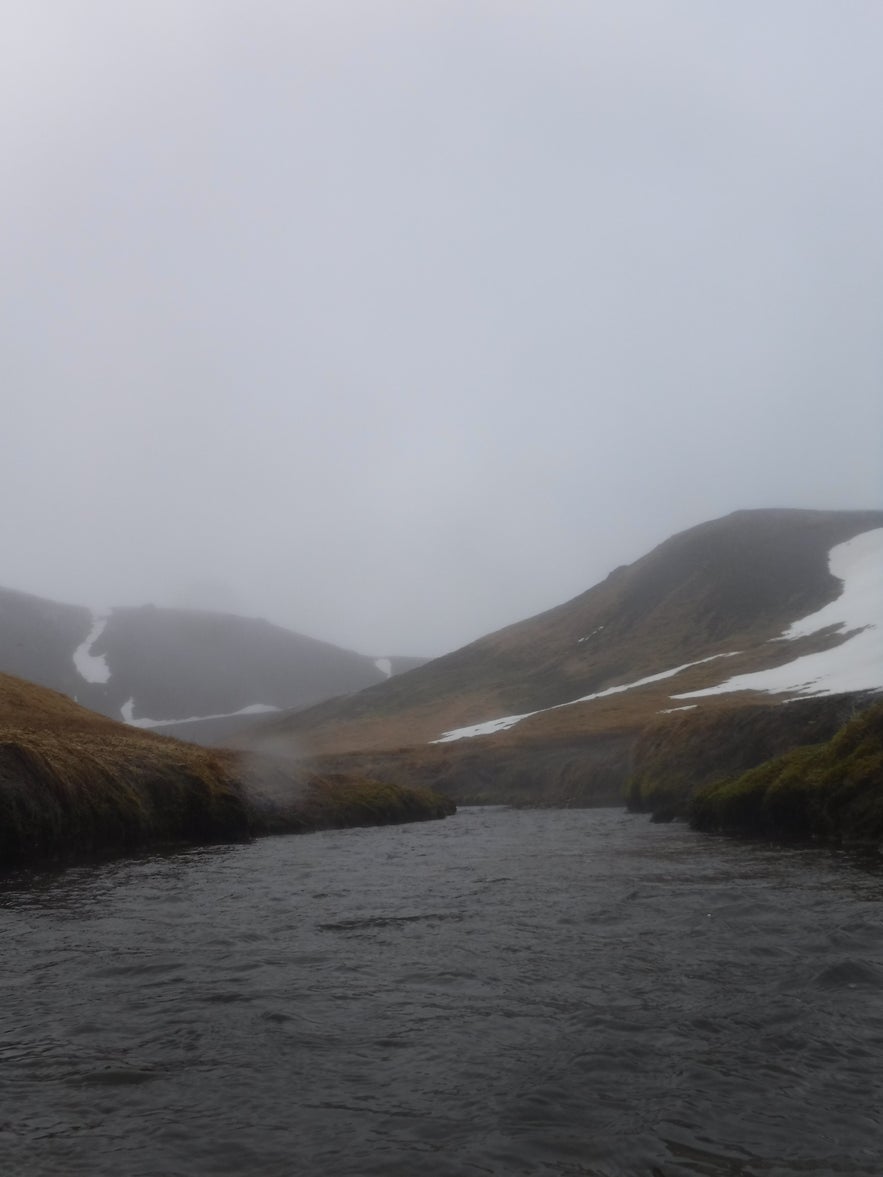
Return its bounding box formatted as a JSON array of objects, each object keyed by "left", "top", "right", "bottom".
[
  {"left": 236, "top": 509, "right": 883, "bottom": 806},
  {"left": 0, "top": 673, "right": 453, "bottom": 872},
  {"left": 0, "top": 591, "right": 426, "bottom": 742}
]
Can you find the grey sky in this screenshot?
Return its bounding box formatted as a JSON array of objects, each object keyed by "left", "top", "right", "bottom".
[{"left": 2, "top": 2, "right": 881, "bottom": 656}]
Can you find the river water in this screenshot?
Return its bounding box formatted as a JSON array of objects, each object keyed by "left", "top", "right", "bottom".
[{"left": 2, "top": 808, "right": 882, "bottom": 1177}]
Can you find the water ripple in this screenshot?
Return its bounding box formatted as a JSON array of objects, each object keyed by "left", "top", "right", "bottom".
[{"left": 2, "top": 809, "right": 883, "bottom": 1176}]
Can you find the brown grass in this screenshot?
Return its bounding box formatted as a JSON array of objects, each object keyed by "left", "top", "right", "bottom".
[
  {"left": 238, "top": 508, "right": 883, "bottom": 764},
  {"left": 0, "top": 673, "right": 454, "bottom": 872}
]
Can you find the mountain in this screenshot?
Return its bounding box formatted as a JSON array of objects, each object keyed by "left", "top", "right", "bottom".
[
  {"left": 0, "top": 592, "right": 426, "bottom": 742},
  {"left": 236, "top": 508, "right": 883, "bottom": 808}
]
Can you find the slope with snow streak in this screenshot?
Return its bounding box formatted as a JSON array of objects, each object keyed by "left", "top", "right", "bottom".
[
  {"left": 677, "top": 528, "right": 883, "bottom": 701},
  {"left": 72, "top": 613, "right": 111, "bottom": 684},
  {"left": 431, "top": 653, "right": 739, "bottom": 744},
  {"left": 431, "top": 528, "right": 883, "bottom": 745},
  {"left": 120, "top": 699, "right": 281, "bottom": 729}
]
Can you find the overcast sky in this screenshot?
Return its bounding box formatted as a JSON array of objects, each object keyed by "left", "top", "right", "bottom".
[{"left": 2, "top": 2, "right": 881, "bottom": 656}]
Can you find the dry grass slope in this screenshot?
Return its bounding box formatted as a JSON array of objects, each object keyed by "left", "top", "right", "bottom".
[{"left": 237, "top": 510, "right": 883, "bottom": 815}]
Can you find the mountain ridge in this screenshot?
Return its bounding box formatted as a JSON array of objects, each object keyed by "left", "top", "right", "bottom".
[
  {"left": 243, "top": 508, "right": 882, "bottom": 751},
  {"left": 235, "top": 508, "right": 883, "bottom": 808}
]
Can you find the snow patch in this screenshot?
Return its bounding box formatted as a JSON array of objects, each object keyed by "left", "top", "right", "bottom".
[
  {"left": 431, "top": 712, "right": 534, "bottom": 743},
  {"left": 660, "top": 705, "right": 698, "bottom": 714},
  {"left": 577, "top": 625, "right": 605, "bottom": 644},
  {"left": 72, "top": 613, "right": 111, "bottom": 683},
  {"left": 431, "top": 652, "right": 739, "bottom": 744},
  {"left": 121, "top": 699, "right": 281, "bottom": 729},
  {"left": 375, "top": 657, "right": 393, "bottom": 678},
  {"left": 676, "top": 529, "right": 883, "bottom": 701}
]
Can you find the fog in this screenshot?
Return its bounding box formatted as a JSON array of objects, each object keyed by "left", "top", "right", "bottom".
[{"left": 2, "top": 2, "right": 881, "bottom": 656}]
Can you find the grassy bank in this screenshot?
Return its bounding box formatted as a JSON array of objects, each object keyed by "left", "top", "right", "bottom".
[
  {"left": 626, "top": 694, "right": 864, "bottom": 820},
  {"left": 0, "top": 674, "right": 454, "bottom": 872},
  {"left": 252, "top": 772, "right": 456, "bottom": 834},
  {"left": 689, "top": 700, "right": 883, "bottom": 843}
]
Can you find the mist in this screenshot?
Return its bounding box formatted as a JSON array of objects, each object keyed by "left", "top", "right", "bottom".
[{"left": 3, "top": 2, "right": 881, "bottom": 656}]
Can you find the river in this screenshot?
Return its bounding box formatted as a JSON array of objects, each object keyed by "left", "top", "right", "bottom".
[{"left": 2, "top": 808, "right": 882, "bottom": 1177}]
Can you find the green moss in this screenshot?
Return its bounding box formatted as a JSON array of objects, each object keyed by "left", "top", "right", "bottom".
[
  {"left": 690, "top": 701, "right": 883, "bottom": 843},
  {"left": 274, "top": 774, "right": 455, "bottom": 833},
  {"left": 627, "top": 695, "right": 866, "bottom": 819}
]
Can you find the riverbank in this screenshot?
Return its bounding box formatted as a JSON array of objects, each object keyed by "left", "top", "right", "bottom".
[
  {"left": 0, "top": 673, "right": 454, "bottom": 873},
  {"left": 689, "top": 699, "right": 883, "bottom": 844},
  {"left": 626, "top": 693, "right": 873, "bottom": 820}
]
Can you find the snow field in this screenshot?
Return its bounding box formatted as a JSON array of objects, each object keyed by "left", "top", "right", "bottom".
[{"left": 676, "top": 528, "right": 883, "bottom": 701}]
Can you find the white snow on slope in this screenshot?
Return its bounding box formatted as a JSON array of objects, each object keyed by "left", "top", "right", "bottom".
[
  {"left": 432, "top": 712, "right": 534, "bottom": 742},
  {"left": 72, "top": 613, "right": 111, "bottom": 683},
  {"left": 431, "top": 528, "right": 883, "bottom": 743},
  {"left": 375, "top": 657, "right": 393, "bottom": 678},
  {"left": 577, "top": 626, "right": 605, "bottom": 644},
  {"left": 431, "top": 653, "right": 739, "bottom": 744},
  {"left": 121, "top": 699, "right": 281, "bottom": 729},
  {"left": 676, "top": 528, "right": 883, "bottom": 701}
]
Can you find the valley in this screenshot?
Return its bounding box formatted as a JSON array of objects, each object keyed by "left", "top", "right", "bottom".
[{"left": 1, "top": 507, "right": 881, "bottom": 870}]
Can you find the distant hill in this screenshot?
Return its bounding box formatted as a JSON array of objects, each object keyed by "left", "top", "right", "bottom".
[
  {"left": 236, "top": 508, "right": 883, "bottom": 807},
  {"left": 0, "top": 592, "right": 426, "bottom": 741}
]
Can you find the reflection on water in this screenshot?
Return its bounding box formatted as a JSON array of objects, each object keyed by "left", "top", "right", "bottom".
[{"left": 2, "top": 809, "right": 882, "bottom": 1176}]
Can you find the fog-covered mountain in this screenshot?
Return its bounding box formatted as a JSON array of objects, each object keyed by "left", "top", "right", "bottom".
[
  {"left": 236, "top": 508, "right": 883, "bottom": 806},
  {"left": 0, "top": 593, "right": 425, "bottom": 743}
]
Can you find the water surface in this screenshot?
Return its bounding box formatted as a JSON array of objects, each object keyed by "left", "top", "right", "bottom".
[{"left": 2, "top": 808, "right": 882, "bottom": 1176}]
